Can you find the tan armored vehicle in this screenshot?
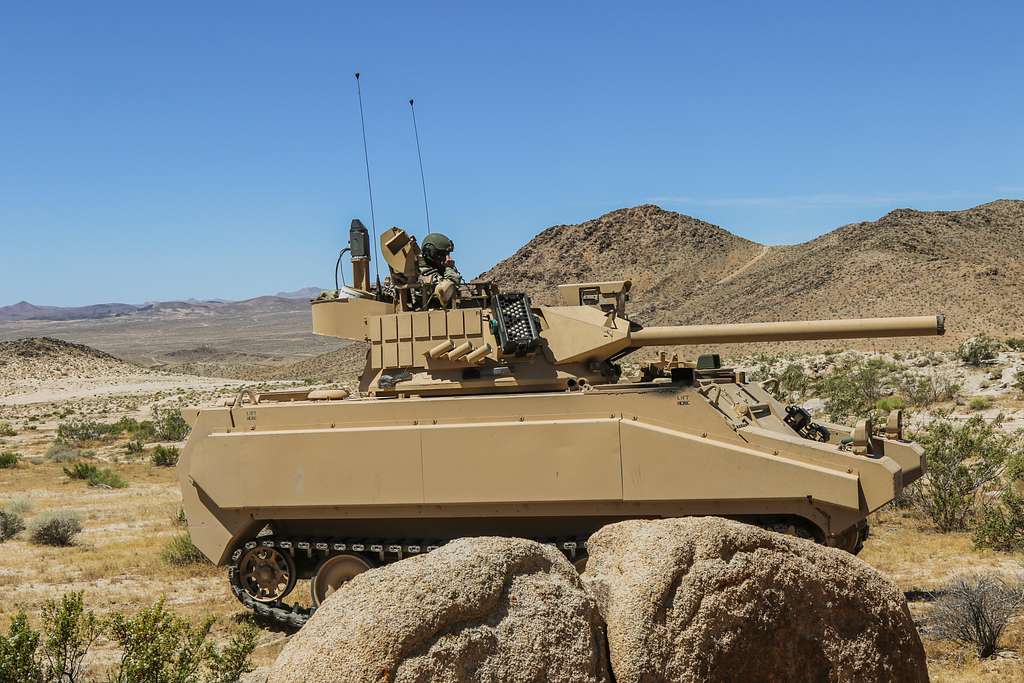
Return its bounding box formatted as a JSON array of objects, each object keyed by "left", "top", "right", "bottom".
[{"left": 179, "top": 220, "right": 944, "bottom": 626}]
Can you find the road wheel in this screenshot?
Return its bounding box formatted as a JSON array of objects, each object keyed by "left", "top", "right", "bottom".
[
  {"left": 311, "top": 553, "right": 374, "bottom": 606},
  {"left": 237, "top": 546, "right": 297, "bottom": 603}
]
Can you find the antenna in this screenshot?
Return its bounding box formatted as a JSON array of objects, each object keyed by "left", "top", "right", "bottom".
[
  {"left": 409, "top": 98, "right": 431, "bottom": 232},
  {"left": 354, "top": 72, "right": 380, "bottom": 286}
]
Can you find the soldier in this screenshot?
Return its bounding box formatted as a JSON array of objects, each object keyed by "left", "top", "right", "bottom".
[{"left": 417, "top": 232, "right": 463, "bottom": 307}]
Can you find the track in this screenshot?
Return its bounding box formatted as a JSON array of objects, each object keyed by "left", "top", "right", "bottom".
[
  {"left": 226, "top": 517, "right": 853, "bottom": 630},
  {"left": 228, "top": 535, "right": 588, "bottom": 629}
]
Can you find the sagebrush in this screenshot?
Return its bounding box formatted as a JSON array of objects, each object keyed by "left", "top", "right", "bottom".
[
  {"left": 0, "top": 510, "right": 25, "bottom": 542},
  {"left": 929, "top": 574, "right": 1024, "bottom": 658},
  {"left": 28, "top": 511, "right": 82, "bottom": 547},
  {"left": 161, "top": 533, "right": 209, "bottom": 566},
  {"left": 63, "top": 462, "right": 127, "bottom": 489},
  {"left": 151, "top": 445, "right": 180, "bottom": 467}
]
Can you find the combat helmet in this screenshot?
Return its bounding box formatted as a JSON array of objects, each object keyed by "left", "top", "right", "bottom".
[{"left": 421, "top": 232, "right": 455, "bottom": 266}]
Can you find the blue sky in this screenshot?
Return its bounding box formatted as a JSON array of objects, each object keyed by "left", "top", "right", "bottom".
[{"left": 1, "top": 1, "right": 1021, "bottom": 306}]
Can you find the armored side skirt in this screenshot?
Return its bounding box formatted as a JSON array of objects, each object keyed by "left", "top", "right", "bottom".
[{"left": 179, "top": 385, "right": 918, "bottom": 565}]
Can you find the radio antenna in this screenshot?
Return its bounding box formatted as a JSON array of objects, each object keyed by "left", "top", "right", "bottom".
[
  {"left": 409, "top": 98, "right": 431, "bottom": 232},
  {"left": 354, "top": 72, "right": 380, "bottom": 286}
]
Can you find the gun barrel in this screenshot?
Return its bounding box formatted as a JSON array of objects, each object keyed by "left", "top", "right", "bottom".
[{"left": 629, "top": 315, "right": 944, "bottom": 347}]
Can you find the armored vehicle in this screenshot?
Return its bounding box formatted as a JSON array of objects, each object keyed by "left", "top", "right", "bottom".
[{"left": 178, "top": 220, "right": 944, "bottom": 626}]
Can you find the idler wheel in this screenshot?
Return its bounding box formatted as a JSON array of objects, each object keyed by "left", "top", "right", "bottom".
[
  {"left": 238, "top": 546, "right": 297, "bottom": 603},
  {"left": 311, "top": 553, "right": 374, "bottom": 606}
]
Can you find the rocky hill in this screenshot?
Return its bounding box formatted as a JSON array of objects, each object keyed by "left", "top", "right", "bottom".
[
  {"left": 480, "top": 200, "right": 1024, "bottom": 348},
  {"left": 0, "top": 337, "right": 152, "bottom": 383}
]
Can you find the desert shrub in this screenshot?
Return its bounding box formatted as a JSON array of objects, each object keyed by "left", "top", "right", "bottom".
[
  {"left": 161, "top": 533, "right": 209, "bottom": 566},
  {"left": 56, "top": 415, "right": 166, "bottom": 446},
  {"left": 969, "top": 396, "right": 994, "bottom": 411},
  {"left": 958, "top": 334, "right": 1001, "bottom": 366},
  {"left": 4, "top": 497, "right": 33, "bottom": 516},
  {"left": 974, "top": 488, "right": 1024, "bottom": 551},
  {"left": 63, "top": 462, "right": 127, "bottom": 489},
  {"left": 763, "top": 363, "right": 810, "bottom": 403},
  {"left": 910, "top": 415, "right": 1018, "bottom": 532},
  {"left": 39, "top": 592, "right": 100, "bottom": 683},
  {"left": 814, "top": 355, "right": 899, "bottom": 422},
  {"left": 45, "top": 443, "right": 80, "bottom": 463},
  {"left": 130, "top": 420, "right": 158, "bottom": 442},
  {"left": 0, "top": 510, "right": 25, "bottom": 541},
  {"left": 125, "top": 440, "right": 144, "bottom": 455},
  {"left": 1016, "top": 370, "right": 1024, "bottom": 395},
  {"left": 2, "top": 593, "right": 255, "bottom": 683},
  {"left": 0, "top": 422, "right": 16, "bottom": 437},
  {"left": 900, "top": 370, "right": 961, "bottom": 406},
  {"left": 55, "top": 419, "right": 111, "bottom": 444},
  {"left": 151, "top": 445, "right": 181, "bottom": 467},
  {"left": 107, "top": 598, "right": 214, "bottom": 683},
  {"left": 28, "top": 511, "right": 82, "bottom": 547},
  {"left": 172, "top": 507, "right": 188, "bottom": 527},
  {"left": 88, "top": 468, "right": 126, "bottom": 489},
  {"left": 63, "top": 462, "right": 99, "bottom": 481},
  {"left": 1006, "top": 337, "right": 1024, "bottom": 352},
  {"left": 874, "top": 396, "right": 905, "bottom": 413},
  {"left": 0, "top": 611, "right": 44, "bottom": 683},
  {"left": 111, "top": 416, "right": 142, "bottom": 433},
  {"left": 153, "top": 406, "right": 190, "bottom": 442},
  {"left": 0, "top": 451, "right": 18, "bottom": 469},
  {"left": 929, "top": 574, "right": 1024, "bottom": 658},
  {"left": 112, "top": 416, "right": 158, "bottom": 442},
  {"left": 206, "top": 623, "right": 258, "bottom": 683}
]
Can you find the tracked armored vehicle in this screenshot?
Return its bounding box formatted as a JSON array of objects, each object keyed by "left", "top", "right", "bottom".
[{"left": 179, "top": 220, "right": 944, "bottom": 626}]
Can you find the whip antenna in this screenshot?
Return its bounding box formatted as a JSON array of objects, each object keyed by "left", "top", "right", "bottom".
[
  {"left": 409, "top": 98, "right": 431, "bottom": 232},
  {"left": 354, "top": 72, "right": 380, "bottom": 286}
]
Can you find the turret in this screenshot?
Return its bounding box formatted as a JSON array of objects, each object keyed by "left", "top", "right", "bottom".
[{"left": 310, "top": 226, "right": 945, "bottom": 396}]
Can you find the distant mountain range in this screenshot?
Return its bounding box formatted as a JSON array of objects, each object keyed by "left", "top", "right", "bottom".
[{"left": 0, "top": 287, "right": 325, "bottom": 322}]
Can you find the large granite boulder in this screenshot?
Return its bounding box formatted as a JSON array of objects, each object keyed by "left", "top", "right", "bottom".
[
  {"left": 582, "top": 517, "right": 928, "bottom": 683},
  {"left": 267, "top": 537, "right": 610, "bottom": 683}
]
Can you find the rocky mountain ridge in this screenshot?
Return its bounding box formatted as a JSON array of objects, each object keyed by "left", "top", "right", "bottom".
[{"left": 480, "top": 199, "right": 1024, "bottom": 347}]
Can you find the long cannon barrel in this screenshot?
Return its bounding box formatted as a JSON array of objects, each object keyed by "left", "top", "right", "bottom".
[{"left": 628, "top": 315, "right": 945, "bottom": 346}]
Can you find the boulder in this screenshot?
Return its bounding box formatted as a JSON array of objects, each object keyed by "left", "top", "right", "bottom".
[
  {"left": 582, "top": 517, "right": 928, "bottom": 683},
  {"left": 267, "top": 537, "right": 610, "bottom": 683}
]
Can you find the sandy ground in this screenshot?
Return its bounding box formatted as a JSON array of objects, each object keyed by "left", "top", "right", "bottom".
[{"left": 1, "top": 373, "right": 247, "bottom": 405}]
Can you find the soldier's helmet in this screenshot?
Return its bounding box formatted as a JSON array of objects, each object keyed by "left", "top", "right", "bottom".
[{"left": 422, "top": 233, "right": 455, "bottom": 266}]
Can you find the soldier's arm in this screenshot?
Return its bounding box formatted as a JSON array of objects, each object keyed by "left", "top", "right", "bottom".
[
  {"left": 443, "top": 265, "right": 463, "bottom": 284},
  {"left": 442, "top": 256, "right": 463, "bottom": 284}
]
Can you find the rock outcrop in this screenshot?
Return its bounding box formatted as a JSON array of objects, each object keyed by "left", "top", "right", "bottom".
[
  {"left": 582, "top": 517, "right": 929, "bottom": 683},
  {"left": 266, "top": 537, "right": 610, "bottom": 683}
]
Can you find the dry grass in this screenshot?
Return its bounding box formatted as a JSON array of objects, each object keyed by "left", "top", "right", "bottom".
[
  {"left": 861, "top": 507, "right": 1024, "bottom": 681},
  {"left": 0, "top": 459, "right": 278, "bottom": 674}
]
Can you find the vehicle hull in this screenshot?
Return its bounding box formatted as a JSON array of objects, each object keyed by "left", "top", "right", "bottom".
[{"left": 179, "top": 381, "right": 921, "bottom": 565}]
